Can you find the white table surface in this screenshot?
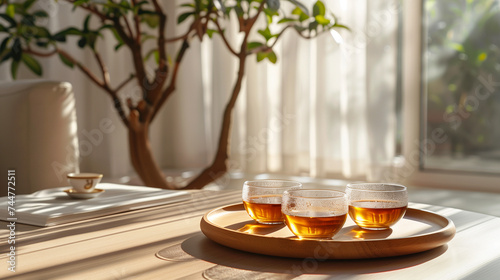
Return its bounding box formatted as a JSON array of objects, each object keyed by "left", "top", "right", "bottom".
[{"left": 1, "top": 189, "right": 500, "bottom": 280}]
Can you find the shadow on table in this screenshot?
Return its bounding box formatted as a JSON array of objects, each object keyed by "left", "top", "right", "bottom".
[{"left": 156, "top": 233, "right": 447, "bottom": 278}]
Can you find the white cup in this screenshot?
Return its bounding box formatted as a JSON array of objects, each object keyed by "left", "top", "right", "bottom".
[{"left": 67, "top": 173, "right": 103, "bottom": 193}]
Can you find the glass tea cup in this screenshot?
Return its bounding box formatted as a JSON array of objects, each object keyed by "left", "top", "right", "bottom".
[
  {"left": 282, "top": 189, "right": 348, "bottom": 239},
  {"left": 346, "top": 183, "right": 408, "bottom": 230},
  {"left": 242, "top": 180, "right": 302, "bottom": 224}
]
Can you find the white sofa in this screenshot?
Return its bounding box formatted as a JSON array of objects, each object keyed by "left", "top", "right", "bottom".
[{"left": 0, "top": 80, "right": 80, "bottom": 196}]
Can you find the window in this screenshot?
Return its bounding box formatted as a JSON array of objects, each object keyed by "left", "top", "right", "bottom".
[{"left": 402, "top": 0, "right": 500, "bottom": 191}]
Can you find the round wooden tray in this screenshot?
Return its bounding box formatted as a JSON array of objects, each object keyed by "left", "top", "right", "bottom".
[{"left": 200, "top": 203, "right": 456, "bottom": 259}]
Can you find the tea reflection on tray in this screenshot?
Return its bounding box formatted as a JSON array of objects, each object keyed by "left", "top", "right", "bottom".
[{"left": 229, "top": 220, "right": 393, "bottom": 240}]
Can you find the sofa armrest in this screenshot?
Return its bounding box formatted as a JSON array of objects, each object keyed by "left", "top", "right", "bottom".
[{"left": 0, "top": 80, "right": 80, "bottom": 196}]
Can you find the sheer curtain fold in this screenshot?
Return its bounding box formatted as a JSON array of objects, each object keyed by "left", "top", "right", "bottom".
[
  {"left": 225, "top": 0, "right": 399, "bottom": 181},
  {"left": 1, "top": 0, "right": 400, "bottom": 184}
]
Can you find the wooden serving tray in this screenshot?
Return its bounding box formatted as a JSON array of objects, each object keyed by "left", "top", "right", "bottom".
[{"left": 200, "top": 203, "right": 456, "bottom": 259}]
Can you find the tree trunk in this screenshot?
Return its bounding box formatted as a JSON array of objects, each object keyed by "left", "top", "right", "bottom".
[
  {"left": 128, "top": 121, "right": 173, "bottom": 189},
  {"left": 182, "top": 106, "right": 232, "bottom": 189},
  {"left": 184, "top": 54, "right": 247, "bottom": 189}
]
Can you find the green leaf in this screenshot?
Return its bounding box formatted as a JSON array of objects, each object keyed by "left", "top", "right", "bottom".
[
  {"left": 35, "top": 40, "right": 49, "bottom": 48},
  {"left": 78, "top": 37, "right": 87, "bottom": 48},
  {"left": 258, "top": 27, "right": 274, "bottom": 42},
  {"left": 0, "top": 14, "right": 17, "bottom": 28},
  {"left": 288, "top": 0, "right": 309, "bottom": 15},
  {"left": 206, "top": 29, "right": 217, "bottom": 38},
  {"left": 11, "top": 38, "right": 21, "bottom": 61},
  {"left": 21, "top": 53, "right": 42, "bottom": 76},
  {"left": 278, "top": 18, "right": 296, "bottom": 24},
  {"left": 119, "top": 0, "right": 131, "bottom": 10},
  {"left": 294, "top": 25, "right": 307, "bottom": 32},
  {"left": 145, "top": 48, "right": 159, "bottom": 64},
  {"left": 142, "top": 13, "right": 159, "bottom": 28},
  {"left": 153, "top": 49, "right": 159, "bottom": 65},
  {"left": 31, "top": 26, "right": 51, "bottom": 38},
  {"left": 102, "top": 2, "right": 122, "bottom": 10},
  {"left": 299, "top": 11, "right": 309, "bottom": 22},
  {"left": 267, "top": 50, "right": 277, "bottom": 64},
  {"left": 33, "top": 10, "right": 49, "bottom": 18},
  {"left": 266, "top": 14, "right": 273, "bottom": 25},
  {"left": 0, "top": 50, "right": 13, "bottom": 63},
  {"left": 256, "top": 51, "right": 267, "bottom": 62},
  {"left": 135, "top": 1, "right": 149, "bottom": 7},
  {"left": 313, "top": 1, "right": 326, "bottom": 17},
  {"left": 6, "top": 4, "right": 15, "bottom": 18},
  {"left": 450, "top": 43, "right": 464, "bottom": 52},
  {"left": 447, "top": 84, "right": 457, "bottom": 92},
  {"left": 264, "top": 8, "right": 279, "bottom": 18},
  {"left": 11, "top": 59, "right": 19, "bottom": 79},
  {"left": 308, "top": 21, "right": 318, "bottom": 32},
  {"left": 234, "top": 5, "right": 244, "bottom": 16},
  {"left": 140, "top": 34, "right": 156, "bottom": 43},
  {"left": 292, "top": 7, "right": 302, "bottom": 16},
  {"left": 86, "top": 32, "right": 98, "bottom": 49},
  {"left": 180, "top": 3, "right": 196, "bottom": 8},
  {"left": 178, "top": 12, "right": 194, "bottom": 24},
  {"left": 83, "top": 14, "right": 91, "bottom": 32},
  {"left": 53, "top": 27, "right": 82, "bottom": 42},
  {"left": 0, "top": 37, "right": 9, "bottom": 55},
  {"left": 445, "top": 105, "right": 455, "bottom": 114},
  {"left": 194, "top": 0, "right": 202, "bottom": 11},
  {"left": 315, "top": 15, "right": 330, "bottom": 25},
  {"left": 333, "top": 23, "right": 350, "bottom": 31},
  {"left": 247, "top": 41, "right": 264, "bottom": 51},
  {"left": 0, "top": 24, "right": 7, "bottom": 32},
  {"left": 21, "top": 15, "right": 36, "bottom": 26},
  {"left": 104, "top": 26, "right": 124, "bottom": 45},
  {"left": 58, "top": 53, "right": 74, "bottom": 68},
  {"left": 114, "top": 42, "right": 124, "bottom": 51},
  {"left": 477, "top": 52, "right": 487, "bottom": 62},
  {"left": 73, "top": 0, "right": 89, "bottom": 7},
  {"left": 144, "top": 48, "right": 155, "bottom": 61},
  {"left": 58, "top": 27, "right": 83, "bottom": 36},
  {"left": 22, "top": 0, "right": 36, "bottom": 10}
]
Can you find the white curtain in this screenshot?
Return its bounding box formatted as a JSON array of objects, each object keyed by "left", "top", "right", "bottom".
[{"left": 0, "top": 0, "right": 400, "bottom": 184}]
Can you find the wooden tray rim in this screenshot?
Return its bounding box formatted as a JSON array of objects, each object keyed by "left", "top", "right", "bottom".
[{"left": 200, "top": 203, "right": 456, "bottom": 259}]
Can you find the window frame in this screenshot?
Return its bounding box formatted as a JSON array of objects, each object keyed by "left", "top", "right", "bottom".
[{"left": 401, "top": 0, "right": 500, "bottom": 192}]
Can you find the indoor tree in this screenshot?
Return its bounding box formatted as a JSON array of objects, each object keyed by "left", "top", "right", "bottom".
[{"left": 0, "top": 0, "right": 346, "bottom": 189}]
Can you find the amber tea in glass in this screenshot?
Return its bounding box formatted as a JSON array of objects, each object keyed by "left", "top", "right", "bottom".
[
  {"left": 282, "top": 189, "right": 347, "bottom": 239},
  {"left": 242, "top": 180, "right": 302, "bottom": 224},
  {"left": 346, "top": 183, "right": 408, "bottom": 230}
]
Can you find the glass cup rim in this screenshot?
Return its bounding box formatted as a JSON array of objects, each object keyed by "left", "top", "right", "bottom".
[
  {"left": 346, "top": 183, "right": 407, "bottom": 192},
  {"left": 283, "top": 189, "right": 346, "bottom": 199},
  {"left": 243, "top": 179, "right": 302, "bottom": 189}
]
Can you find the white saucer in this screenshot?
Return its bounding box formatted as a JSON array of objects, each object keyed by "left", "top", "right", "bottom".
[{"left": 64, "top": 188, "right": 105, "bottom": 199}]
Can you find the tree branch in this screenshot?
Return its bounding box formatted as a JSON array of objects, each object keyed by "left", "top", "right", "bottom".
[
  {"left": 297, "top": 27, "right": 333, "bottom": 40},
  {"left": 115, "top": 74, "right": 136, "bottom": 92},
  {"left": 122, "top": 15, "right": 136, "bottom": 40},
  {"left": 56, "top": 48, "right": 105, "bottom": 88},
  {"left": 131, "top": 0, "right": 141, "bottom": 42},
  {"left": 164, "top": 16, "right": 201, "bottom": 43},
  {"left": 147, "top": 0, "right": 168, "bottom": 107},
  {"left": 111, "top": 17, "right": 149, "bottom": 91},
  {"left": 64, "top": 0, "right": 110, "bottom": 22},
  {"left": 246, "top": 1, "right": 265, "bottom": 29},
  {"left": 25, "top": 45, "right": 130, "bottom": 127},
  {"left": 246, "top": 25, "right": 293, "bottom": 55},
  {"left": 93, "top": 51, "right": 111, "bottom": 87},
  {"left": 212, "top": 17, "right": 238, "bottom": 57},
  {"left": 150, "top": 39, "right": 190, "bottom": 121},
  {"left": 24, "top": 48, "right": 57, "bottom": 57}
]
